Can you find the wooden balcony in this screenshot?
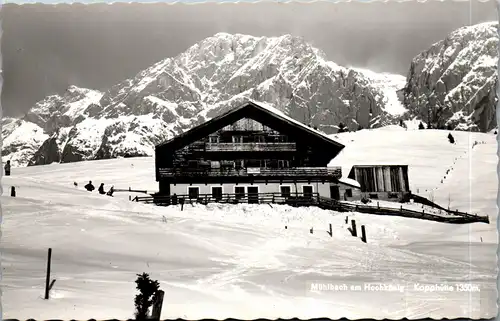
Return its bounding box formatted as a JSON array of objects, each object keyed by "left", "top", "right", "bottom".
[
  {"left": 205, "top": 142, "right": 296, "bottom": 152},
  {"left": 158, "top": 166, "right": 342, "bottom": 179}
]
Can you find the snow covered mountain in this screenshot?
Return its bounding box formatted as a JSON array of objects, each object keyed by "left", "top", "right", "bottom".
[
  {"left": 2, "top": 33, "right": 407, "bottom": 167},
  {"left": 403, "top": 21, "right": 498, "bottom": 131},
  {"left": 2, "top": 22, "right": 497, "bottom": 167}
]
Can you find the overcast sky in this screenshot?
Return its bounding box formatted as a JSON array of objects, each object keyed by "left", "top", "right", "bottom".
[{"left": 1, "top": 1, "right": 497, "bottom": 117}]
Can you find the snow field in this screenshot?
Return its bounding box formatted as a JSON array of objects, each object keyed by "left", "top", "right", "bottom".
[{"left": 1, "top": 128, "right": 497, "bottom": 319}]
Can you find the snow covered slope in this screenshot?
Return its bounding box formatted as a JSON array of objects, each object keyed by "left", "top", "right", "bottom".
[
  {"left": 403, "top": 21, "right": 498, "bottom": 132},
  {"left": 330, "top": 127, "right": 497, "bottom": 217},
  {"left": 1, "top": 127, "right": 497, "bottom": 319}
]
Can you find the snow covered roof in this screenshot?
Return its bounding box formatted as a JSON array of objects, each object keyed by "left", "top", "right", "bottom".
[
  {"left": 350, "top": 164, "right": 409, "bottom": 168},
  {"left": 338, "top": 177, "right": 361, "bottom": 189}
]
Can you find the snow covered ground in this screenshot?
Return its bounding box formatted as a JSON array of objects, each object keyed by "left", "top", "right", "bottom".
[{"left": 1, "top": 128, "right": 498, "bottom": 319}]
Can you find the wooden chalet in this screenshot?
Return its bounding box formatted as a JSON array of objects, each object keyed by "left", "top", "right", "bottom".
[
  {"left": 154, "top": 100, "right": 353, "bottom": 204},
  {"left": 347, "top": 165, "right": 410, "bottom": 201}
]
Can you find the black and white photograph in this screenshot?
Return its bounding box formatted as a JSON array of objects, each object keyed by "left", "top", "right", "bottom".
[{"left": 0, "top": 0, "right": 498, "bottom": 319}]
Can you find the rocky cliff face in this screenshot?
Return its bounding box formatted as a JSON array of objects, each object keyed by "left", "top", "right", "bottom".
[
  {"left": 2, "top": 33, "right": 407, "bottom": 167},
  {"left": 403, "top": 22, "right": 498, "bottom": 131}
]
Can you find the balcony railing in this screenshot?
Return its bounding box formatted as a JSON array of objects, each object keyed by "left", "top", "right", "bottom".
[
  {"left": 158, "top": 166, "right": 342, "bottom": 179},
  {"left": 205, "top": 142, "right": 296, "bottom": 152}
]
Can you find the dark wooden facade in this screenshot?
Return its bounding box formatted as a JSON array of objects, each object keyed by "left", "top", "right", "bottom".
[
  {"left": 155, "top": 101, "right": 345, "bottom": 195},
  {"left": 347, "top": 165, "right": 410, "bottom": 200}
]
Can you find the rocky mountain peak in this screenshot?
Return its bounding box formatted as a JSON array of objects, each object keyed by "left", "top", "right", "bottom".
[{"left": 403, "top": 21, "right": 498, "bottom": 131}]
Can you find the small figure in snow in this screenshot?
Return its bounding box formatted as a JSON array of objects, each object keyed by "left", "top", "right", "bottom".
[
  {"left": 171, "top": 193, "right": 178, "bottom": 205},
  {"left": 98, "top": 183, "right": 106, "bottom": 195},
  {"left": 74, "top": 182, "right": 78, "bottom": 188},
  {"left": 447, "top": 133, "right": 455, "bottom": 144},
  {"left": 84, "top": 181, "right": 95, "bottom": 192},
  {"left": 106, "top": 186, "right": 115, "bottom": 197},
  {"left": 4, "top": 160, "right": 11, "bottom": 176}
]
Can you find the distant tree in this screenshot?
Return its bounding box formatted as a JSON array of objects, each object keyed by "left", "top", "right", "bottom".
[
  {"left": 134, "top": 273, "right": 161, "bottom": 320},
  {"left": 447, "top": 133, "right": 455, "bottom": 144},
  {"left": 418, "top": 122, "right": 425, "bottom": 130},
  {"left": 338, "top": 122, "right": 347, "bottom": 133}
]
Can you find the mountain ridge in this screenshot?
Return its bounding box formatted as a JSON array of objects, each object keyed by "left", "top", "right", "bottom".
[{"left": 2, "top": 23, "right": 497, "bottom": 167}]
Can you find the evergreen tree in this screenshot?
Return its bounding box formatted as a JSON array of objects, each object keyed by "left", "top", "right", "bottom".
[
  {"left": 418, "top": 122, "right": 425, "bottom": 130},
  {"left": 134, "top": 273, "right": 161, "bottom": 320}
]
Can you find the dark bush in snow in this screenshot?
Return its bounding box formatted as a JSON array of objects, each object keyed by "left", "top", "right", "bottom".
[{"left": 134, "top": 272, "right": 161, "bottom": 320}]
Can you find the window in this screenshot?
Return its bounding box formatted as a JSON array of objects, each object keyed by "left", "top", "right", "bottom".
[
  {"left": 188, "top": 187, "right": 199, "bottom": 199},
  {"left": 232, "top": 135, "right": 243, "bottom": 143},
  {"left": 235, "top": 160, "right": 244, "bottom": 170},
  {"left": 346, "top": 189, "right": 353, "bottom": 197},
  {"left": 267, "top": 159, "right": 278, "bottom": 168},
  {"left": 302, "top": 185, "right": 313, "bottom": 198},
  {"left": 188, "top": 160, "right": 198, "bottom": 169},
  {"left": 278, "top": 160, "right": 290, "bottom": 168},
  {"left": 280, "top": 186, "right": 291, "bottom": 198},
  {"left": 255, "top": 135, "right": 265, "bottom": 143},
  {"left": 212, "top": 186, "right": 223, "bottom": 200},
  {"left": 246, "top": 159, "right": 261, "bottom": 168},
  {"left": 209, "top": 136, "right": 219, "bottom": 143},
  {"left": 235, "top": 186, "right": 245, "bottom": 199}
]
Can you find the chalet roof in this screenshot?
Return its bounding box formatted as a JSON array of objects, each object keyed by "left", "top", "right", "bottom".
[
  {"left": 156, "top": 100, "right": 345, "bottom": 152},
  {"left": 349, "top": 164, "right": 409, "bottom": 168}
]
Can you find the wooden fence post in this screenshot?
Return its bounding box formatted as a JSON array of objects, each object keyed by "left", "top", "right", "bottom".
[
  {"left": 44, "top": 248, "right": 52, "bottom": 300},
  {"left": 377, "top": 202, "right": 379, "bottom": 209},
  {"left": 361, "top": 225, "right": 367, "bottom": 243},
  {"left": 180, "top": 198, "right": 185, "bottom": 211},
  {"left": 400, "top": 205, "right": 403, "bottom": 212},
  {"left": 10, "top": 186, "right": 16, "bottom": 197},
  {"left": 129, "top": 195, "right": 131, "bottom": 201},
  {"left": 151, "top": 290, "right": 165, "bottom": 321},
  {"left": 329, "top": 223, "right": 332, "bottom": 237},
  {"left": 351, "top": 220, "right": 357, "bottom": 237},
  {"left": 310, "top": 227, "right": 313, "bottom": 234},
  {"left": 345, "top": 216, "right": 348, "bottom": 224}
]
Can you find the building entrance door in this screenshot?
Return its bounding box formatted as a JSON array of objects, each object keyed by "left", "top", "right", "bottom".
[
  {"left": 247, "top": 186, "right": 259, "bottom": 204},
  {"left": 330, "top": 185, "right": 340, "bottom": 200}
]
